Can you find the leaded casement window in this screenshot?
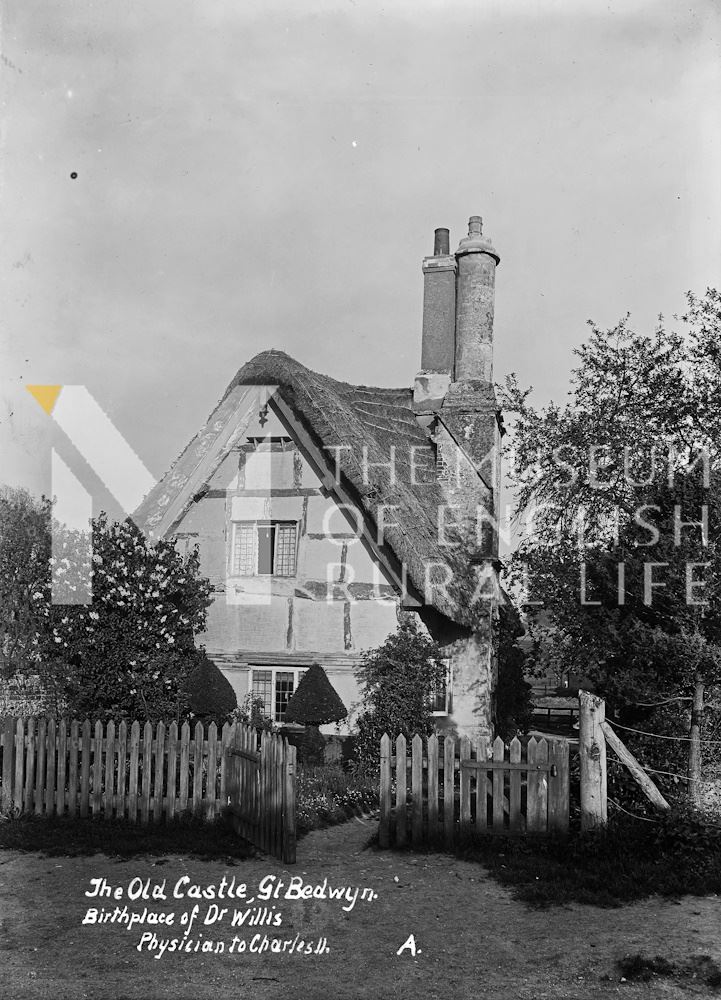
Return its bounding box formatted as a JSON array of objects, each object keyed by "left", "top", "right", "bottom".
[
  {"left": 429, "top": 659, "right": 452, "bottom": 715},
  {"left": 231, "top": 521, "right": 297, "bottom": 577},
  {"left": 250, "top": 667, "right": 308, "bottom": 723}
]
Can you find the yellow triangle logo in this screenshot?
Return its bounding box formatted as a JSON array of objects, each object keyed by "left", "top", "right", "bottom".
[{"left": 27, "top": 385, "right": 63, "bottom": 415}]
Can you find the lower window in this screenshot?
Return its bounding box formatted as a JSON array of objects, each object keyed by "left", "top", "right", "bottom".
[
  {"left": 250, "top": 667, "right": 307, "bottom": 723},
  {"left": 429, "top": 659, "right": 452, "bottom": 716}
]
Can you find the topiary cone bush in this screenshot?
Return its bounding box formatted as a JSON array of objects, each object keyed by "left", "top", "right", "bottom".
[
  {"left": 284, "top": 663, "right": 348, "bottom": 764},
  {"left": 183, "top": 649, "right": 237, "bottom": 726}
]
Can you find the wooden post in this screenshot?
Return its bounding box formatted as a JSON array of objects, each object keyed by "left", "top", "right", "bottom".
[
  {"left": 1, "top": 716, "right": 16, "bottom": 813},
  {"left": 600, "top": 721, "right": 670, "bottom": 811},
  {"left": 578, "top": 690, "right": 607, "bottom": 830},
  {"left": 443, "top": 735, "right": 455, "bottom": 849},
  {"left": 395, "top": 735, "right": 407, "bottom": 848},
  {"left": 379, "top": 734, "right": 391, "bottom": 848}
]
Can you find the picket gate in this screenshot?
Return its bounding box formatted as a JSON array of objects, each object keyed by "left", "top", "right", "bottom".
[
  {"left": 0, "top": 716, "right": 296, "bottom": 863},
  {"left": 378, "top": 733, "right": 569, "bottom": 848}
]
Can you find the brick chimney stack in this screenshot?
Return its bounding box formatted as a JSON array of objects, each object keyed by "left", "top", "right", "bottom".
[{"left": 454, "top": 216, "right": 500, "bottom": 383}]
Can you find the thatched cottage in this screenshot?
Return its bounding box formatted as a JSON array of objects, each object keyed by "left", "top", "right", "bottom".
[{"left": 134, "top": 217, "right": 503, "bottom": 738}]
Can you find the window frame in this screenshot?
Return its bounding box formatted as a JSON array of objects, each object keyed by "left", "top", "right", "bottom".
[
  {"left": 429, "top": 658, "right": 453, "bottom": 716},
  {"left": 231, "top": 519, "right": 298, "bottom": 578},
  {"left": 249, "top": 666, "right": 308, "bottom": 724}
]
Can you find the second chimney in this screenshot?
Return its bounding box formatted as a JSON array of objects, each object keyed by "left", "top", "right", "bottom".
[{"left": 420, "top": 227, "right": 456, "bottom": 376}]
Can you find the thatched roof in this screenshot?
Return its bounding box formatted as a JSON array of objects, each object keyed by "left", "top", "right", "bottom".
[{"left": 135, "top": 350, "right": 498, "bottom": 628}]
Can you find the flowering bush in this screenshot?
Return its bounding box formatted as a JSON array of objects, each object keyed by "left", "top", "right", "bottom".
[
  {"left": 36, "top": 514, "right": 212, "bottom": 721},
  {"left": 295, "top": 763, "right": 378, "bottom": 831}
]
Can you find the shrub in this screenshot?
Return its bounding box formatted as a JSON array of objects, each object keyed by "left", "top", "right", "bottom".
[
  {"left": 183, "top": 650, "right": 237, "bottom": 725},
  {"left": 354, "top": 614, "right": 446, "bottom": 770}
]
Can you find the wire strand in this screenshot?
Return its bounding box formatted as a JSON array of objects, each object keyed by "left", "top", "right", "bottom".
[
  {"left": 609, "top": 720, "right": 721, "bottom": 745},
  {"left": 607, "top": 755, "right": 721, "bottom": 785}
]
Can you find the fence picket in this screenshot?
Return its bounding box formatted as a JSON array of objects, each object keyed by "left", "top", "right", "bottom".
[
  {"left": 91, "top": 721, "right": 103, "bottom": 816},
  {"left": 459, "top": 737, "right": 471, "bottom": 840},
  {"left": 56, "top": 719, "right": 67, "bottom": 816},
  {"left": 192, "top": 722, "right": 203, "bottom": 817},
  {"left": 68, "top": 721, "right": 78, "bottom": 818},
  {"left": 117, "top": 721, "right": 127, "bottom": 820},
  {"left": 14, "top": 719, "right": 25, "bottom": 814},
  {"left": 205, "top": 722, "right": 217, "bottom": 820},
  {"left": 476, "top": 736, "right": 489, "bottom": 829},
  {"left": 23, "top": 718, "right": 35, "bottom": 814},
  {"left": 179, "top": 722, "right": 190, "bottom": 814},
  {"left": 283, "top": 741, "right": 296, "bottom": 864},
  {"left": 427, "top": 734, "right": 438, "bottom": 842},
  {"left": 379, "top": 734, "right": 391, "bottom": 849},
  {"left": 128, "top": 721, "right": 140, "bottom": 823},
  {"left": 79, "top": 720, "right": 91, "bottom": 818},
  {"left": 411, "top": 734, "right": 423, "bottom": 844},
  {"left": 153, "top": 722, "right": 165, "bottom": 823},
  {"left": 104, "top": 721, "right": 115, "bottom": 818},
  {"left": 1, "top": 717, "right": 14, "bottom": 813},
  {"left": 548, "top": 738, "right": 569, "bottom": 836},
  {"left": 395, "top": 735, "right": 407, "bottom": 847},
  {"left": 219, "top": 722, "right": 231, "bottom": 806},
  {"left": 45, "top": 718, "right": 57, "bottom": 818},
  {"left": 167, "top": 722, "right": 178, "bottom": 821},
  {"left": 509, "top": 737, "right": 522, "bottom": 833},
  {"left": 141, "top": 722, "right": 153, "bottom": 824},
  {"left": 35, "top": 717, "right": 47, "bottom": 815},
  {"left": 492, "top": 736, "right": 505, "bottom": 833},
  {"left": 526, "top": 738, "right": 544, "bottom": 833},
  {"left": 443, "top": 735, "right": 455, "bottom": 849}
]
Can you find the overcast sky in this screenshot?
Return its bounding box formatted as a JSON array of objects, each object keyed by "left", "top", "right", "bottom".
[{"left": 1, "top": 0, "right": 719, "bottom": 513}]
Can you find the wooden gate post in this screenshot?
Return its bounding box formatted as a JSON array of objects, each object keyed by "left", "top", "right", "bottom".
[{"left": 578, "top": 690, "right": 607, "bottom": 830}]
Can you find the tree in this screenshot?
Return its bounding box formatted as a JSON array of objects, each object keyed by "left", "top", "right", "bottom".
[
  {"left": 0, "top": 488, "right": 52, "bottom": 678},
  {"left": 353, "top": 613, "right": 447, "bottom": 769},
  {"left": 494, "top": 603, "right": 533, "bottom": 740},
  {"left": 0, "top": 497, "right": 213, "bottom": 721},
  {"left": 284, "top": 662, "right": 348, "bottom": 764},
  {"left": 501, "top": 289, "right": 721, "bottom": 804}
]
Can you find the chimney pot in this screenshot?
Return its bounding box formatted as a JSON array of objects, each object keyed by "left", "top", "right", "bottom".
[
  {"left": 468, "top": 216, "right": 483, "bottom": 237},
  {"left": 433, "top": 228, "right": 450, "bottom": 256}
]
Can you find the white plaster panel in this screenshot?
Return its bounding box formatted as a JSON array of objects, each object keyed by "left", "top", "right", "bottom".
[
  {"left": 349, "top": 600, "right": 398, "bottom": 652},
  {"left": 343, "top": 538, "right": 392, "bottom": 585},
  {"left": 244, "top": 450, "right": 295, "bottom": 489},
  {"left": 269, "top": 496, "right": 304, "bottom": 520},
  {"left": 293, "top": 599, "right": 346, "bottom": 652},
  {"left": 231, "top": 496, "right": 271, "bottom": 520},
  {"left": 305, "top": 495, "right": 360, "bottom": 536},
  {"left": 208, "top": 599, "right": 290, "bottom": 652},
  {"left": 298, "top": 538, "right": 345, "bottom": 583}
]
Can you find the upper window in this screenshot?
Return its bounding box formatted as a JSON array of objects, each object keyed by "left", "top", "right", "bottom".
[{"left": 232, "top": 521, "right": 297, "bottom": 577}]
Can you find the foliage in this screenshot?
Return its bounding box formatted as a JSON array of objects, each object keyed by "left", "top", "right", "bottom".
[
  {"left": 0, "top": 488, "right": 52, "bottom": 677},
  {"left": 183, "top": 649, "right": 237, "bottom": 724},
  {"left": 501, "top": 289, "right": 721, "bottom": 794},
  {"left": 285, "top": 663, "right": 348, "bottom": 726},
  {"left": 295, "top": 763, "right": 378, "bottom": 832},
  {"left": 230, "top": 693, "right": 275, "bottom": 732},
  {"left": 458, "top": 805, "right": 721, "bottom": 907},
  {"left": 494, "top": 604, "right": 533, "bottom": 740},
  {"left": 3, "top": 501, "right": 213, "bottom": 721},
  {"left": 353, "top": 614, "right": 447, "bottom": 769},
  {"left": 284, "top": 662, "right": 348, "bottom": 764}
]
